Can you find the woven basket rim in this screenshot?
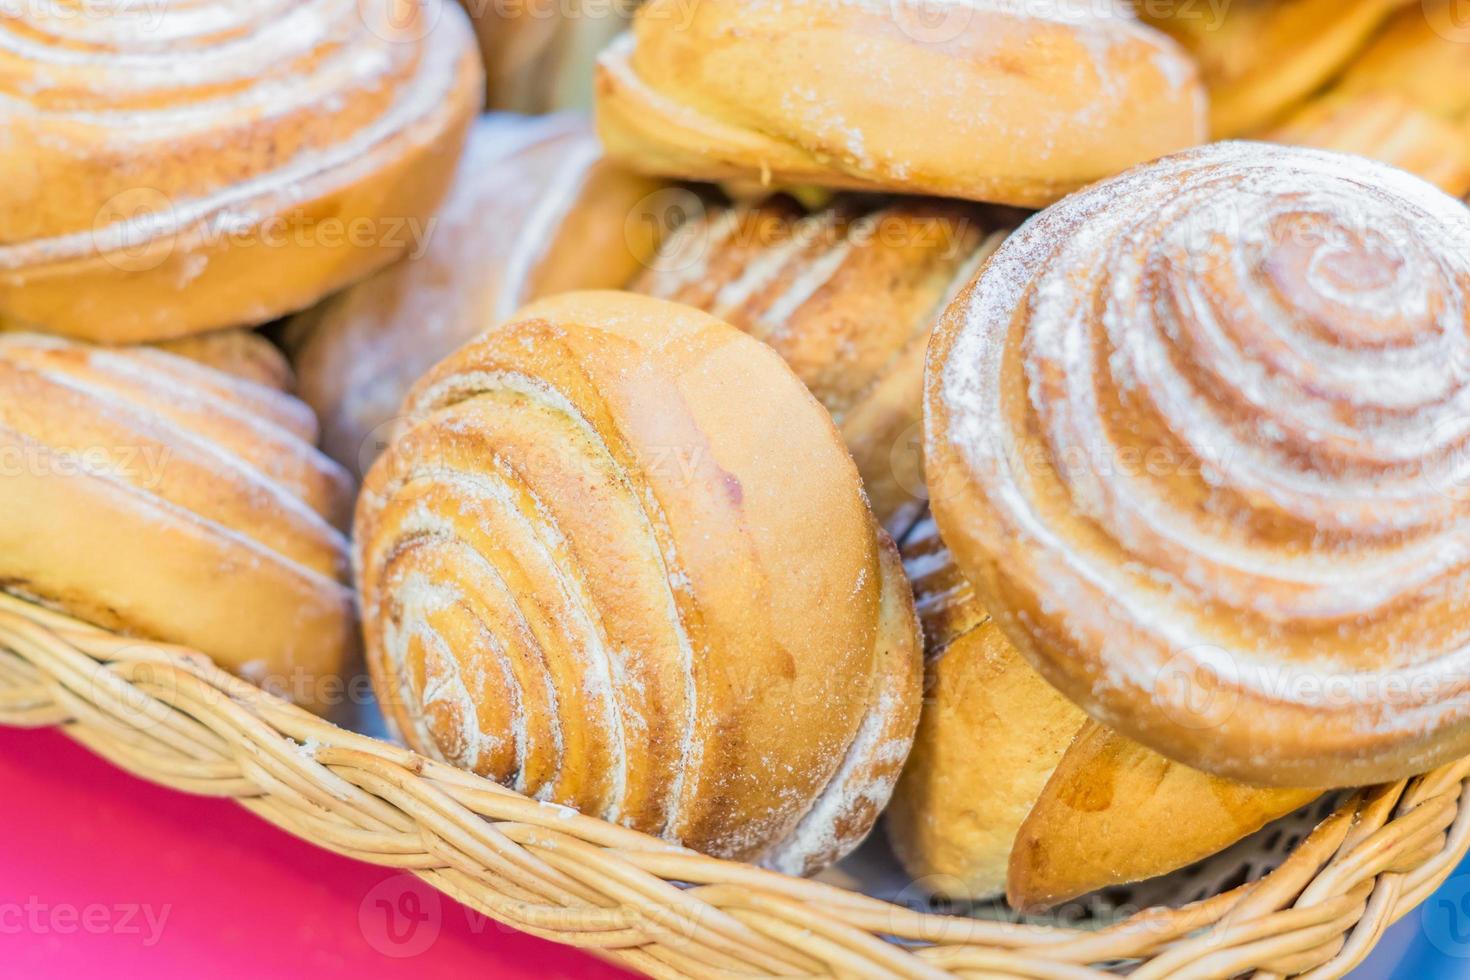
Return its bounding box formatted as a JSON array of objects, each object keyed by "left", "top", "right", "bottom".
[{"left": 1, "top": 591, "right": 1466, "bottom": 980}]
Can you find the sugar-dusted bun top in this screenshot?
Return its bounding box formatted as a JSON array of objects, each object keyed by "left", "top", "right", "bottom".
[
  {"left": 927, "top": 141, "right": 1470, "bottom": 787},
  {"left": 597, "top": 0, "right": 1206, "bottom": 207},
  {"left": 355, "top": 291, "right": 921, "bottom": 869},
  {"left": 0, "top": 0, "right": 479, "bottom": 286},
  {"left": 0, "top": 333, "right": 357, "bottom": 710}
]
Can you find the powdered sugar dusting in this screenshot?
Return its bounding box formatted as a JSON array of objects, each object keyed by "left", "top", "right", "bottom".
[
  {"left": 1, "top": 0, "right": 474, "bottom": 269},
  {"left": 929, "top": 141, "right": 1470, "bottom": 781},
  {"left": 356, "top": 302, "right": 920, "bottom": 871},
  {"left": 0, "top": 332, "right": 355, "bottom": 697}
]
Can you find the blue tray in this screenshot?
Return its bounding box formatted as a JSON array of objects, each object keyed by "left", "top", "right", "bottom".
[{"left": 1357, "top": 862, "right": 1470, "bottom": 978}]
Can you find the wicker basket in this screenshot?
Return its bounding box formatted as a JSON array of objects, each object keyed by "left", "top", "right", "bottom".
[{"left": 1, "top": 590, "right": 1466, "bottom": 980}]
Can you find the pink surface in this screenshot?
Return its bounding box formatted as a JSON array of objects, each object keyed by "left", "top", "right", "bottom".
[{"left": 0, "top": 726, "right": 633, "bottom": 979}]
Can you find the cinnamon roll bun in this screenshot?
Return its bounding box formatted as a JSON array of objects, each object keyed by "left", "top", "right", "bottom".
[
  {"left": 887, "top": 516, "right": 1319, "bottom": 909},
  {"left": 354, "top": 291, "right": 922, "bottom": 872},
  {"left": 0, "top": 334, "right": 357, "bottom": 713},
  {"left": 290, "top": 114, "right": 668, "bottom": 473},
  {"left": 0, "top": 0, "right": 482, "bottom": 343},
  {"left": 634, "top": 194, "right": 1014, "bottom": 536},
  {"left": 926, "top": 142, "right": 1470, "bottom": 787},
  {"left": 597, "top": 0, "right": 1205, "bottom": 207}
]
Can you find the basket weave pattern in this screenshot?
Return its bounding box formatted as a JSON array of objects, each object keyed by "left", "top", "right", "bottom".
[{"left": 1, "top": 591, "right": 1467, "bottom": 980}]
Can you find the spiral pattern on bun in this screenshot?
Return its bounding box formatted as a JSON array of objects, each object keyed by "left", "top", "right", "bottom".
[
  {"left": 355, "top": 292, "right": 922, "bottom": 873},
  {"left": 0, "top": 333, "right": 357, "bottom": 713},
  {"left": 0, "top": 0, "right": 482, "bottom": 342},
  {"left": 926, "top": 142, "right": 1470, "bottom": 787}
]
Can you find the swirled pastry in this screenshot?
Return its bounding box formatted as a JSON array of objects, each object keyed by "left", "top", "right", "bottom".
[
  {"left": 634, "top": 194, "right": 1013, "bottom": 536},
  {"left": 886, "top": 516, "right": 1319, "bottom": 909},
  {"left": 926, "top": 143, "right": 1470, "bottom": 788},
  {"left": 596, "top": 0, "right": 1205, "bottom": 208},
  {"left": 1269, "top": 2, "right": 1470, "bottom": 197},
  {"left": 1138, "top": 0, "right": 1414, "bottom": 137},
  {"left": 355, "top": 291, "right": 922, "bottom": 872},
  {"left": 0, "top": 334, "right": 356, "bottom": 713},
  {"left": 463, "top": 0, "right": 636, "bottom": 111},
  {"left": 290, "top": 114, "right": 667, "bottom": 472},
  {"left": 0, "top": 0, "right": 482, "bottom": 343}
]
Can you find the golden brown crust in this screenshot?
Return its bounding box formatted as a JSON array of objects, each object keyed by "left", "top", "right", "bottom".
[
  {"left": 634, "top": 195, "right": 1013, "bottom": 535},
  {"left": 887, "top": 515, "right": 1319, "bottom": 906},
  {"left": 1008, "top": 725, "right": 1320, "bottom": 910},
  {"left": 596, "top": 0, "right": 1205, "bottom": 208},
  {"left": 0, "top": 335, "right": 357, "bottom": 714},
  {"left": 0, "top": 0, "right": 482, "bottom": 342},
  {"left": 154, "top": 331, "right": 295, "bottom": 393},
  {"left": 291, "top": 114, "right": 667, "bottom": 473},
  {"left": 760, "top": 533, "right": 924, "bottom": 876},
  {"left": 886, "top": 516, "right": 1086, "bottom": 901},
  {"left": 1139, "top": 0, "right": 1414, "bottom": 137},
  {"left": 925, "top": 142, "right": 1470, "bottom": 788},
  {"left": 354, "top": 291, "right": 920, "bottom": 869},
  {"left": 1337, "top": 1, "right": 1470, "bottom": 123},
  {"left": 1265, "top": 4, "right": 1470, "bottom": 195},
  {"left": 1270, "top": 94, "right": 1470, "bottom": 198}
]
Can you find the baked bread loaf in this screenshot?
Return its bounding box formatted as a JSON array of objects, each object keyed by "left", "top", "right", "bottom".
[
  {"left": 925, "top": 142, "right": 1470, "bottom": 788},
  {"left": 0, "top": 334, "right": 356, "bottom": 713},
  {"left": 1268, "top": 2, "right": 1470, "bottom": 196},
  {"left": 464, "top": 0, "right": 636, "bottom": 112},
  {"left": 0, "top": 0, "right": 482, "bottom": 343},
  {"left": 155, "top": 331, "right": 294, "bottom": 393},
  {"left": 596, "top": 0, "right": 1205, "bottom": 207},
  {"left": 1271, "top": 95, "right": 1470, "bottom": 198},
  {"left": 1138, "top": 0, "right": 1414, "bottom": 137},
  {"left": 290, "top": 114, "right": 667, "bottom": 473},
  {"left": 354, "top": 291, "right": 922, "bottom": 873},
  {"left": 887, "top": 516, "right": 1319, "bottom": 909},
  {"left": 634, "top": 194, "right": 1013, "bottom": 536}
]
